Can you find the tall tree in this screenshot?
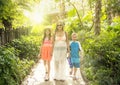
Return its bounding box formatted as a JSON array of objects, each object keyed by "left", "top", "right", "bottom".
[
  {"left": 106, "top": 0, "right": 112, "bottom": 25},
  {"left": 0, "top": 0, "right": 36, "bottom": 44},
  {"left": 0, "top": 0, "right": 16, "bottom": 43},
  {"left": 94, "top": 0, "right": 101, "bottom": 35},
  {"left": 105, "top": 0, "right": 120, "bottom": 25}
]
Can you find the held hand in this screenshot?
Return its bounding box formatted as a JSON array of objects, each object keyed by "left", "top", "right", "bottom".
[
  {"left": 39, "top": 55, "right": 41, "bottom": 59},
  {"left": 38, "top": 54, "right": 41, "bottom": 59},
  {"left": 67, "top": 52, "right": 70, "bottom": 58}
]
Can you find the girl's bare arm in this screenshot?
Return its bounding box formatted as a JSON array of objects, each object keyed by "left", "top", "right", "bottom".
[{"left": 39, "top": 40, "right": 43, "bottom": 59}]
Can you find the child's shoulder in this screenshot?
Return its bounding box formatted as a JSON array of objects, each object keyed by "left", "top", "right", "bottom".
[
  {"left": 70, "top": 40, "right": 79, "bottom": 43},
  {"left": 70, "top": 41, "right": 74, "bottom": 44},
  {"left": 76, "top": 41, "right": 80, "bottom": 44}
]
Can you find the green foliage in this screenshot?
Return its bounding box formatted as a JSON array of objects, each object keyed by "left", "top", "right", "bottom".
[
  {"left": 65, "top": 16, "right": 92, "bottom": 41},
  {"left": 0, "top": 0, "right": 37, "bottom": 28},
  {"left": 110, "top": 0, "right": 120, "bottom": 15},
  {"left": 82, "top": 26, "right": 120, "bottom": 84},
  {"left": 0, "top": 47, "right": 19, "bottom": 85},
  {"left": 67, "top": 9, "right": 76, "bottom": 17},
  {"left": 82, "top": 11, "right": 93, "bottom": 23},
  {"left": 107, "top": 16, "right": 120, "bottom": 34},
  {"left": 65, "top": 20, "right": 79, "bottom": 39},
  {"left": 0, "top": 0, "right": 20, "bottom": 24},
  {"left": 17, "top": 58, "right": 35, "bottom": 81},
  {"left": 0, "top": 46, "right": 35, "bottom": 85},
  {"left": 8, "top": 35, "right": 40, "bottom": 61},
  {"left": 0, "top": 35, "right": 40, "bottom": 85},
  {"left": 31, "top": 24, "right": 45, "bottom": 35}
]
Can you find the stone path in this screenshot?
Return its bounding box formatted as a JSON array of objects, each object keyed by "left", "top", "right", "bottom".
[{"left": 21, "top": 59, "right": 86, "bottom": 85}]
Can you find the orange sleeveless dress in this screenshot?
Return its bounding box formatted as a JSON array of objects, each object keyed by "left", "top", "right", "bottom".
[{"left": 41, "top": 38, "right": 52, "bottom": 61}]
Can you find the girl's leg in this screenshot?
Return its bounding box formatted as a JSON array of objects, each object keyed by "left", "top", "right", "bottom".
[
  {"left": 44, "top": 60, "right": 50, "bottom": 81},
  {"left": 44, "top": 60, "right": 47, "bottom": 73},
  {"left": 47, "top": 61, "right": 50, "bottom": 78}
]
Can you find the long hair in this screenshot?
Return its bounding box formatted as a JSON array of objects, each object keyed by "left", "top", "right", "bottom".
[
  {"left": 42, "top": 28, "right": 51, "bottom": 43},
  {"left": 53, "top": 22, "right": 65, "bottom": 41},
  {"left": 55, "top": 21, "right": 65, "bottom": 34}
]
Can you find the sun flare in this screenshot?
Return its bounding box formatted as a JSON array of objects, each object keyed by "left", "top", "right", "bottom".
[
  {"left": 23, "top": 0, "right": 55, "bottom": 25},
  {"left": 24, "top": 10, "right": 44, "bottom": 25},
  {"left": 31, "top": 11, "right": 43, "bottom": 24}
]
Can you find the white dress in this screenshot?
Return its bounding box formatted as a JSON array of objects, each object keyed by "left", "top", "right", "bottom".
[{"left": 53, "top": 32, "right": 67, "bottom": 80}]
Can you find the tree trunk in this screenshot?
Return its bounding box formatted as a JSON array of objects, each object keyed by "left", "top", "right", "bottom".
[
  {"left": 106, "top": 0, "right": 112, "bottom": 25},
  {"left": 2, "top": 19, "right": 13, "bottom": 43},
  {"left": 94, "top": 0, "right": 101, "bottom": 35}
]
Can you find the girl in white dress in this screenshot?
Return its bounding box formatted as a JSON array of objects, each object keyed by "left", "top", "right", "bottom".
[{"left": 52, "top": 22, "right": 70, "bottom": 82}]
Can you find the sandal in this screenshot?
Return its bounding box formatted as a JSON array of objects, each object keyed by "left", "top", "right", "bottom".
[
  {"left": 60, "top": 80, "right": 65, "bottom": 82},
  {"left": 69, "top": 71, "right": 72, "bottom": 75},
  {"left": 73, "top": 76, "right": 77, "bottom": 80},
  {"left": 45, "top": 77, "right": 49, "bottom": 81},
  {"left": 54, "top": 79, "right": 57, "bottom": 81},
  {"left": 44, "top": 72, "right": 49, "bottom": 81}
]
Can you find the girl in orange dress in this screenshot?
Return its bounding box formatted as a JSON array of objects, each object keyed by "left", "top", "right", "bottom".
[{"left": 39, "top": 28, "right": 53, "bottom": 81}]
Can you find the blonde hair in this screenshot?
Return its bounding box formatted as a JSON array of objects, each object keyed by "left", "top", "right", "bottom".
[
  {"left": 71, "top": 32, "right": 77, "bottom": 37},
  {"left": 55, "top": 21, "right": 65, "bottom": 32},
  {"left": 71, "top": 32, "right": 78, "bottom": 40}
]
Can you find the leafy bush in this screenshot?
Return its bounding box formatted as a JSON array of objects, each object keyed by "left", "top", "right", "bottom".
[
  {"left": 0, "top": 46, "right": 35, "bottom": 85},
  {"left": 0, "top": 35, "right": 40, "bottom": 85},
  {"left": 82, "top": 28, "right": 120, "bottom": 85},
  {"left": 8, "top": 35, "right": 40, "bottom": 61}
]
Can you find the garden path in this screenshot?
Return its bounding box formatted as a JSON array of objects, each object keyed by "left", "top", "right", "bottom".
[{"left": 21, "top": 59, "right": 86, "bottom": 85}]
